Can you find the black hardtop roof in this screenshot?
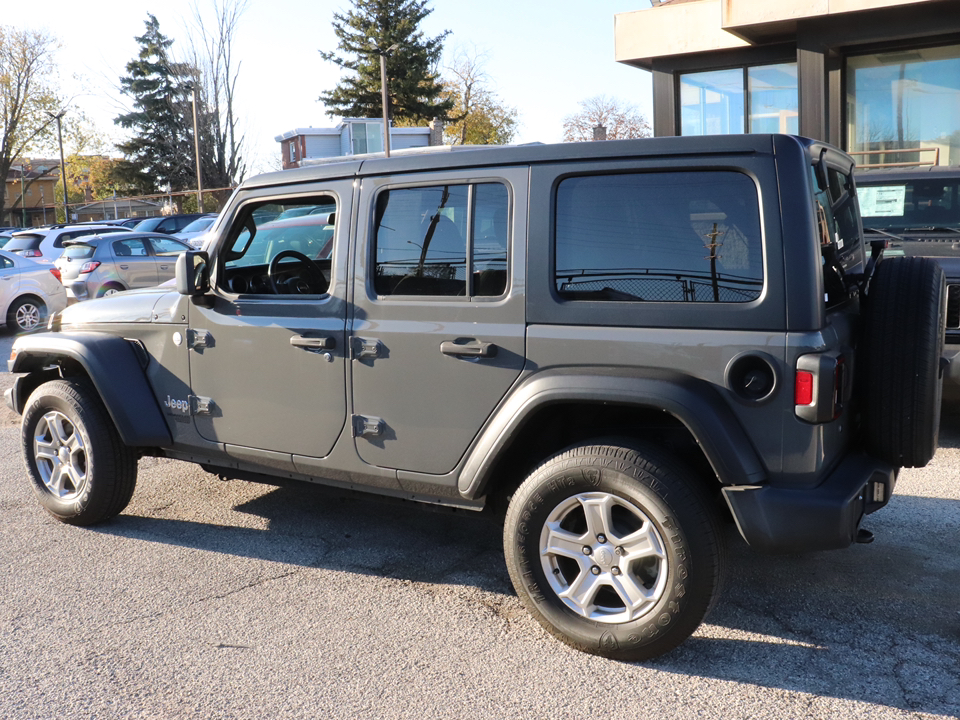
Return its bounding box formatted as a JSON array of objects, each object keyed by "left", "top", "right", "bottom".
[{"left": 242, "top": 134, "right": 828, "bottom": 191}]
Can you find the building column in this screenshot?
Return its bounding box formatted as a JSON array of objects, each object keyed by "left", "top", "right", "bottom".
[
  {"left": 797, "top": 28, "right": 841, "bottom": 147},
  {"left": 651, "top": 65, "right": 678, "bottom": 136}
]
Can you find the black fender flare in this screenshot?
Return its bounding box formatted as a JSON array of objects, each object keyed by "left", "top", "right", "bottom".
[
  {"left": 458, "top": 368, "right": 767, "bottom": 500},
  {"left": 7, "top": 331, "right": 172, "bottom": 447}
]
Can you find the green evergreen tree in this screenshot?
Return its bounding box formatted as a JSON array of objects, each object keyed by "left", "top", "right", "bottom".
[
  {"left": 115, "top": 14, "right": 194, "bottom": 194},
  {"left": 318, "top": 0, "right": 453, "bottom": 124}
]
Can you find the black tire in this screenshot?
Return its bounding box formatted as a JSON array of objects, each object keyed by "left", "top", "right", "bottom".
[
  {"left": 7, "top": 296, "right": 46, "bottom": 332},
  {"left": 503, "top": 442, "right": 725, "bottom": 661},
  {"left": 21, "top": 379, "right": 138, "bottom": 526},
  {"left": 861, "top": 257, "right": 945, "bottom": 468}
]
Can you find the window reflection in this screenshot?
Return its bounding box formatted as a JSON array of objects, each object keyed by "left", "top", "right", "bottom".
[
  {"left": 680, "top": 63, "right": 798, "bottom": 136},
  {"left": 847, "top": 44, "right": 960, "bottom": 166}
]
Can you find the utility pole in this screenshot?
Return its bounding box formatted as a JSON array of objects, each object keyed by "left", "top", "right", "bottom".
[
  {"left": 46, "top": 110, "right": 69, "bottom": 223},
  {"left": 370, "top": 41, "right": 399, "bottom": 157},
  {"left": 191, "top": 86, "right": 204, "bottom": 212},
  {"left": 19, "top": 167, "right": 26, "bottom": 226}
]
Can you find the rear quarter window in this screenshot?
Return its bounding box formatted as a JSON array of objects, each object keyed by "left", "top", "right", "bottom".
[{"left": 554, "top": 171, "right": 763, "bottom": 303}]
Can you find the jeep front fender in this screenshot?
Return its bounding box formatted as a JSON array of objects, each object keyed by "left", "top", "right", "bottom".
[
  {"left": 8, "top": 332, "right": 172, "bottom": 447},
  {"left": 458, "top": 368, "right": 767, "bottom": 500}
]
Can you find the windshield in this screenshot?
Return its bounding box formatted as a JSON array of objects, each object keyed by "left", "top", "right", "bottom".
[
  {"left": 227, "top": 210, "right": 335, "bottom": 269},
  {"left": 180, "top": 216, "right": 216, "bottom": 233},
  {"left": 859, "top": 178, "right": 960, "bottom": 231}
]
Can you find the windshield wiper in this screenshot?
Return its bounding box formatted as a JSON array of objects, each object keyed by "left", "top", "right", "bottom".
[
  {"left": 901, "top": 226, "right": 960, "bottom": 235},
  {"left": 863, "top": 227, "right": 904, "bottom": 241}
]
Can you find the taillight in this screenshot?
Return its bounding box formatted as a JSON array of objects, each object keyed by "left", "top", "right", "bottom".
[
  {"left": 22, "top": 250, "right": 41, "bottom": 258},
  {"left": 49, "top": 267, "right": 61, "bottom": 281},
  {"left": 795, "top": 371, "right": 814, "bottom": 406},
  {"left": 79, "top": 261, "right": 101, "bottom": 274},
  {"left": 795, "top": 351, "right": 846, "bottom": 423}
]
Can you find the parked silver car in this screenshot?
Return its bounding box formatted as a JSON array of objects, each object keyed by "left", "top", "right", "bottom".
[
  {"left": 55, "top": 232, "right": 192, "bottom": 300},
  {"left": 0, "top": 249, "right": 67, "bottom": 331}
]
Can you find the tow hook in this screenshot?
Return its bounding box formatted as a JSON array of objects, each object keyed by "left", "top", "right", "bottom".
[{"left": 856, "top": 528, "right": 874, "bottom": 544}]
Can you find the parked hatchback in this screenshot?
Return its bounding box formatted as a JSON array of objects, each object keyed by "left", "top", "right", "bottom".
[
  {"left": 3, "top": 224, "right": 132, "bottom": 262},
  {"left": 0, "top": 249, "right": 67, "bottom": 331},
  {"left": 56, "top": 232, "right": 192, "bottom": 300}
]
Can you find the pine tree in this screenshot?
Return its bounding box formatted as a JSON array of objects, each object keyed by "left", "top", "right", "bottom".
[
  {"left": 318, "top": 0, "right": 453, "bottom": 124},
  {"left": 115, "top": 14, "right": 195, "bottom": 194}
]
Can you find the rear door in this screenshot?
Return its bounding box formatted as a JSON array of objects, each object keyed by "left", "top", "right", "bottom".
[{"left": 350, "top": 168, "right": 528, "bottom": 474}]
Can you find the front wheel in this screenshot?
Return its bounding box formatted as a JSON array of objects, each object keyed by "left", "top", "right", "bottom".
[
  {"left": 503, "top": 442, "right": 724, "bottom": 660},
  {"left": 21, "top": 379, "right": 138, "bottom": 525}
]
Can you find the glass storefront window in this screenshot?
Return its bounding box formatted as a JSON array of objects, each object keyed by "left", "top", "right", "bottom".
[
  {"left": 748, "top": 63, "right": 799, "bottom": 134},
  {"left": 847, "top": 44, "right": 960, "bottom": 166},
  {"left": 680, "top": 69, "right": 744, "bottom": 135},
  {"left": 680, "top": 63, "right": 798, "bottom": 136}
]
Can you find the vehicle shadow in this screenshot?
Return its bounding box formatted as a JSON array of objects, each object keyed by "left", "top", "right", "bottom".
[{"left": 99, "top": 471, "right": 960, "bottom": 717}]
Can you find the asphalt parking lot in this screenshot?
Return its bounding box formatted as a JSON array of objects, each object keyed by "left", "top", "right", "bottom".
[{"left": 0, "top": 327, "right": 958, "bottom": 719}]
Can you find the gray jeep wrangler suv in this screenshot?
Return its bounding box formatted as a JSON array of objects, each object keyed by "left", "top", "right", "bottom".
[{"left": 5, "top": 135, "right": 945, "bottom": 660}]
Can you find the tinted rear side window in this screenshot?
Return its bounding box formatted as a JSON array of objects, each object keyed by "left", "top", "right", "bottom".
[{"left": 555, "top": 171, "right": 763, "bottom": 303}]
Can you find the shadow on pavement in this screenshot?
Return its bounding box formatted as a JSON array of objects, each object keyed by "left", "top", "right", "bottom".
[{"left": 96, "top": 472, "right": 960, "bottom": 717}]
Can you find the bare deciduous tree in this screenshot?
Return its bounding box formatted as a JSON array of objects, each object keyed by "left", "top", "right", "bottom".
[
  {"left": 184, "top": 0, "right": 248, "bottom": 193},
  {"left": 562, "top": 95, "right": 651, "bottom": 142},
  {"left": 0, "top": 25, "right": 60, "bottom": 225},
  {"left": 443, "top": 47, "right": 518, "bottom": 146}
]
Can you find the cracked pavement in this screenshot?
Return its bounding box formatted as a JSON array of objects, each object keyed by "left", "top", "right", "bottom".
[{"left": 0, "top": 349, "right": 958, "bottom": 718}]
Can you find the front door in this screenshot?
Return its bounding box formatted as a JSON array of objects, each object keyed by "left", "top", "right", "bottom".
[
  {"left": 111, "top": 237, "right": 159, "bottom": 289},
  {"left": 187, "top": 185, "right": 349, "bottom": 458},
  {"left": 350, "top": 169, "right": 527, "bottom": 474}
]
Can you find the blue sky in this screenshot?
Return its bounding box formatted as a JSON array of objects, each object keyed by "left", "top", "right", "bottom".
[{"left": 8, "top": 0, "right": 654, "bottom": 174}]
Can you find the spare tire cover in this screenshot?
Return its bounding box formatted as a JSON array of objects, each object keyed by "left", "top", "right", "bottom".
[{"left": 860, "top": 256, "right": 945, "bottom": 468}]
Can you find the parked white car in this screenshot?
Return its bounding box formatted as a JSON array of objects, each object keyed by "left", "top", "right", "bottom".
[
  {"left": 0, "top": 250, "right": 67, "bottom": 332},
  {"left": 3, "top": 224, "right": 132, "bottom": 262},
  {"left": 172, "top": 214, "right": 218, "bottom": 248}
]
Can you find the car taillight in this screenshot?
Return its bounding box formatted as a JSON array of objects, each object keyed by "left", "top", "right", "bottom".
[
  {"left": 795, "top": 351, "right": 847, "bottom": 423},
  {"left": 22, "top": 250, "right": 42, "bottom": 258},
  {"left": 79, "top": 261, "right": 101, "bottom": 274},
  {"left": 49, "top": 268, "right": 61, "bottom": 281},
  {"left": 795, "top": 371, "right": 814, "bottom": 406}
]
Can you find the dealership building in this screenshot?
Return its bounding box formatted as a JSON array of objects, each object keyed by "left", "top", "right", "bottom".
[{"left": 615, "top": 0, "right": 960, "bottom": 166}]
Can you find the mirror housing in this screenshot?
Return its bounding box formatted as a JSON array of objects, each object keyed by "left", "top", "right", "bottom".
[{"left": 176, "top": 251, "right": 210, "bottom": 296}]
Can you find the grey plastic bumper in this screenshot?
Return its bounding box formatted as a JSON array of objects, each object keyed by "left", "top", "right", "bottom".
[{"left": 722, "top": 453, "right": 897, "bottom": 554}]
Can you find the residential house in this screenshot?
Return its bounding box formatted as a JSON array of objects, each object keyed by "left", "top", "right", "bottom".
[{"left": 276, "top": 118, "right": 444, "bottom": 169}]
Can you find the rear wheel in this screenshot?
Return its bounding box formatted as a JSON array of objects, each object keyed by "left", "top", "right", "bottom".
[
  {"left": 21, "top": 379, "right": 138, "bottom": 525},
  {"left": 503, "top": 441, "right": 724, "bottom": 660},
  {"left": 7, "top": 296, "right": 46, "bottom": 332},
  {"left": 861, "top": 257, "right": 945, "bottom": 468},
  {"left": 97, "top": 283, "right": 124, "bottom": 298}
]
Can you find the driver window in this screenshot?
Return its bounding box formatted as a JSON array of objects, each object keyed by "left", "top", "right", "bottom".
[{"left": 220, "top": 196, "right": 336, "bottom": 296}]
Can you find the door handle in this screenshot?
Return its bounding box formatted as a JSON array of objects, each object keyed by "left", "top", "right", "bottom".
[
  {"left": 119, "top": 264, "right": 129, "bottom": 269},
  {"left": 440, "top": 340, "right": 497, "bottom": 358},
  {"left": 290, "top": 334, "right": 335, "bottom": 351}
]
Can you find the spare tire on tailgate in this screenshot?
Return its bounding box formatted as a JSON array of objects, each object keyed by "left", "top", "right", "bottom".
[{"left": 860, "top": 256, "right": 945, "bottom": 468}]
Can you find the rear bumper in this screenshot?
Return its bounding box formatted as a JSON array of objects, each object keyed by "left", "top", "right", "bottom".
[{"left": 722, "top": 452, "right": 897, "bottom": 554}]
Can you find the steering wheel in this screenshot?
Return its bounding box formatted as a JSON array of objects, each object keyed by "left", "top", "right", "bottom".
[{"left": 268, "top": 250, "right": 327, "bottom": 294}]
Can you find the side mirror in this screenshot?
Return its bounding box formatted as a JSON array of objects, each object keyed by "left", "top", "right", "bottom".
[{"left": 176, "top": 251, "right": 210, "bottom": 296}]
